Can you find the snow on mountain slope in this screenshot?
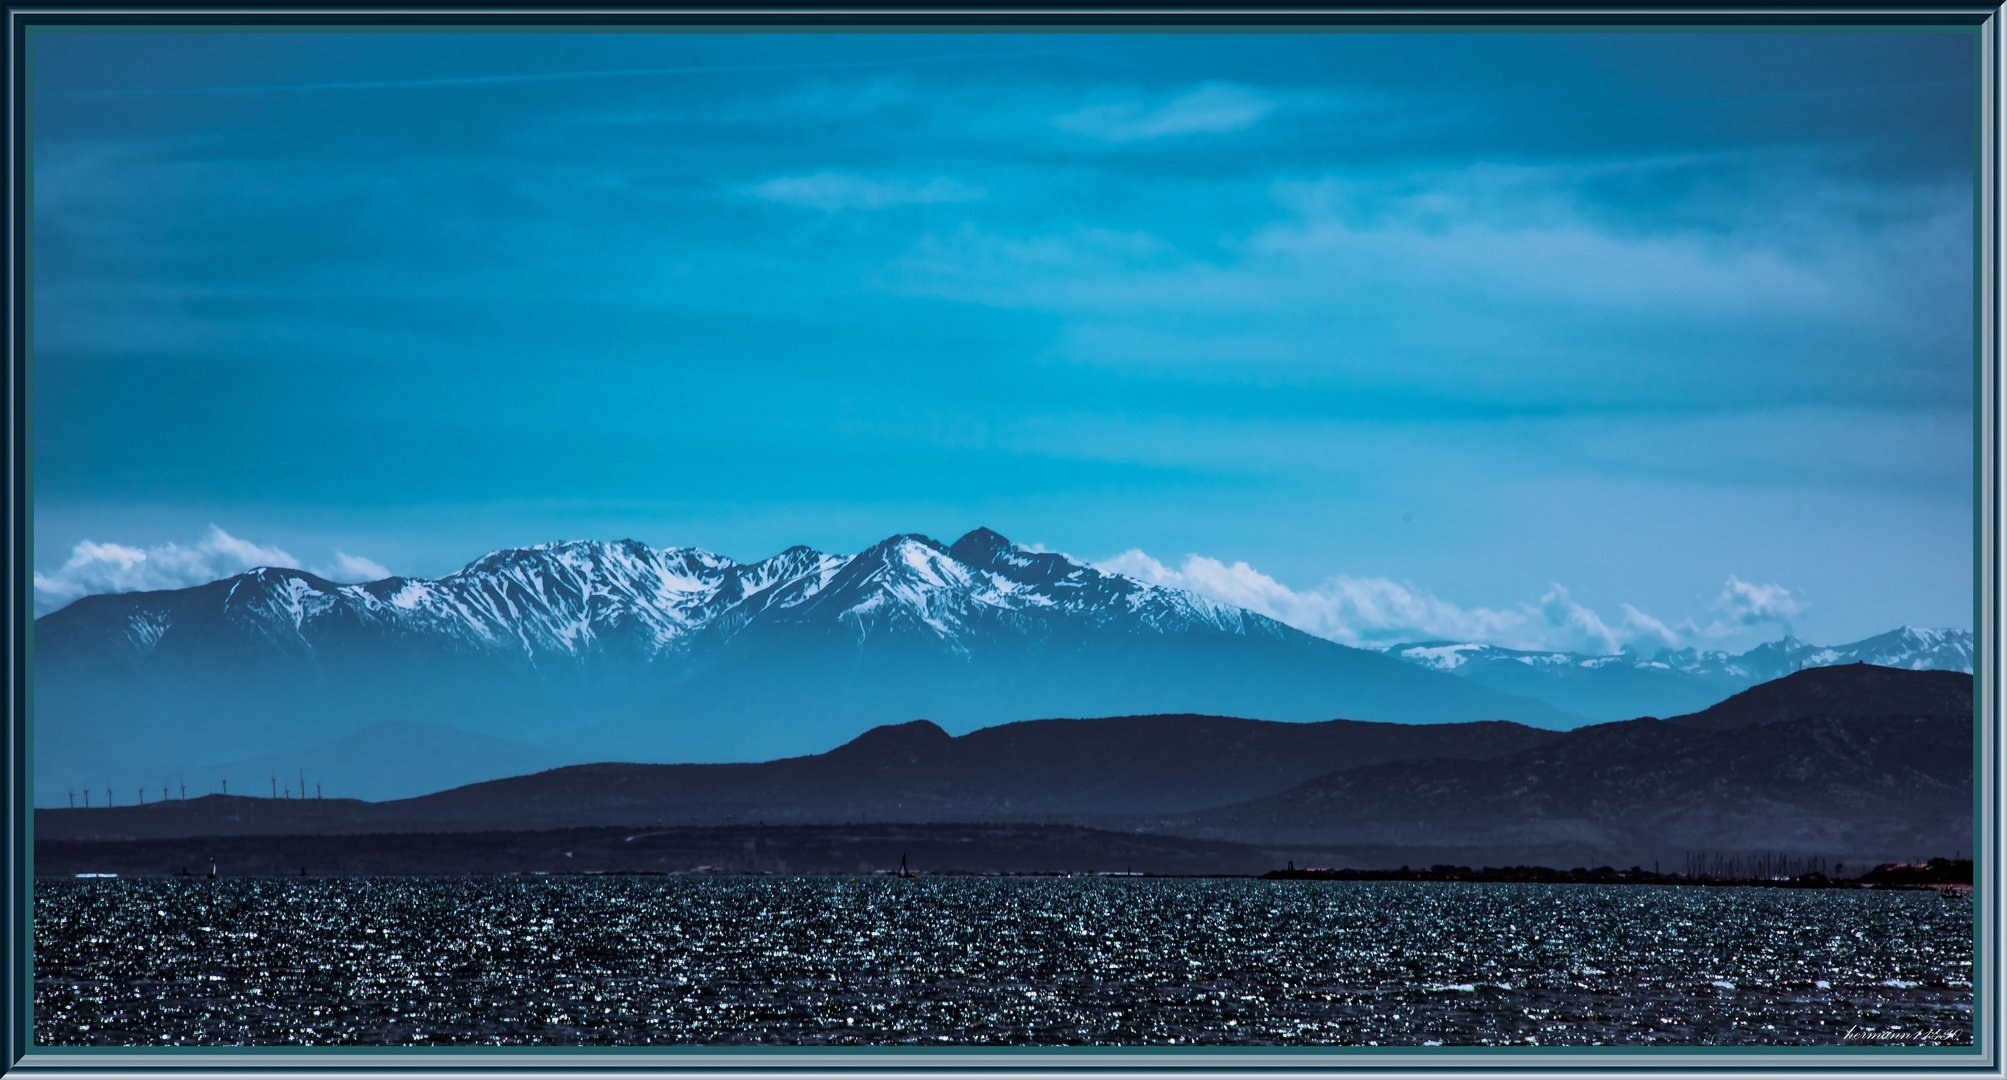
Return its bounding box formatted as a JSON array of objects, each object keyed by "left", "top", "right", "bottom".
[
  {"left": 746, "top": 529, "right": 1293, "bottom": 654},
  {"left": 1735, "top": 626, "right": 1973, "bottom": 678},
  {"left": 1385, "top": 627, "right": 1973, "bottom": 681},
  {"left": 23, "top": 528, "right": 1598, "bottom": 800},
  {"left": 950, "top": 527, "right": 1282, "bottom": 638},
  {"left": 1379, "top": 625, "right": 1974, "bottom": 722},
  {"left": 344, "top": 539, "right": 832, "bottom": 663},
  {"left": 35, "top": 528, "right": 1305, "bottom": 669}
]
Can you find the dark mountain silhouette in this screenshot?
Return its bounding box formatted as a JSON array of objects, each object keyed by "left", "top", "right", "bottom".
[
  {"left": 39, "top": 666, "right": 1966, "bottom": 871},
  {"left": 39, "top": 665, "right": 1973, "bottom": 875},
  {"left": 38, "top": 713, "right": 1559, "bottom": 841},
  {"left": 1658, "top": 663, "right": 1973, "bottom": 731},
  {"left": 1147, "top": 668, "right": 1972, "bottom": 868}
]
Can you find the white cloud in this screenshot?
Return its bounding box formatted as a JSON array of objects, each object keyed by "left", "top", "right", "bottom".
[
  {"left": 32, "top": 526, "right": 393, "bottom": 614},
  {"left": 1697, "top": 575, "right": 1805, "bottom": 638},
  {"left": 750, "top": 172, "right": 984, "bottom": 213},
  {"left": 1615, "top": 602, "right": 1682, "bottom": 649},
  {"left": 1097, "top": 548, "right": 1773, "bottom": 655},
  {"left": 1532, "top": 584, "right": 1681, "bottom": 655},
  {"left": 34, "top": 526, "right": 298, "bottom": 614},
  {"left": 315, "top": 550, "right": 392, "bottom": 584},
  {"left": 1057, "top": 83, "right": 1276, "bottom": 142},
  {"left": 1099, "top": 548, "right": 1532, "bottom": 647},
  {"left": 880, "top": 163, "right": 1967, "bottom": 422}
]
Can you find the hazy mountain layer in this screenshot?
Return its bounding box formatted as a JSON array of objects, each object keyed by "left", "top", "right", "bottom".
[
  {"left": 33, "top": 528, "right": 1579, "bottom": 802},
  {"left": 40, "top": 666, "right": 1967, "bottom": 873},
  {"left": 1380, "top": 626, "right": 1972, "bottom": 722}
]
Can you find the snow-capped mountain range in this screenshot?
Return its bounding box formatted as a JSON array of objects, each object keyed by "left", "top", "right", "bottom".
[
  {"left": 34, "top": 528, "right": 1568, "bottom": 802},
  {"left": 32, "top": 527, "right": 1974, "bottom": 803},
  {"left": 1379, "top": 626, "right": 1973, "bottom": 722},
  {"left": 42, "top": 528, "right": 1293, "bottom": 671}
]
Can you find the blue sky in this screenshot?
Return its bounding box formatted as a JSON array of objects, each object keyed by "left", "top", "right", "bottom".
[{"left": 31, "top": 29, "right": 1975, "bottom": 652}]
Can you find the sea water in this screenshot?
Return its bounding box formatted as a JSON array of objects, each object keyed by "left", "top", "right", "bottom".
[{"left": 34, "top": 876, "right": 1973, "bottom": 1046}]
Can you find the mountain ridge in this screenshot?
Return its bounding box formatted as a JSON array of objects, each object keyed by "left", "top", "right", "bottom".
[
  {"left": 1129, "top": 665, "right": 1972, "bottom": 867},
  {"left": 1659, "top": 663, "right": 1974, "bottom": 731},
  {"left": 35, "top": 711, "right": 1566, "bottom": 839},
  {"left": 1379, "top": 626, "right": 1972, "bottom": 722},
  {"left": 34, "top": 528, "right": 1582, "bottom": 802},
  {"left": 39, "top": 666, "right": 1969, "bottom": 872}
]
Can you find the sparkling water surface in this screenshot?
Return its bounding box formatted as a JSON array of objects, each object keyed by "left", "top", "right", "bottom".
[{"left": 36, "top": 877, "right": 1972, "bottom": 1047}]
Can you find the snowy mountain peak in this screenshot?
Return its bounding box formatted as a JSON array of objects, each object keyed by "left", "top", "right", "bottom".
[
  {"left": 1377, "top": 626, "right": 1973, "bottom": 722},
  {"left": 1386, "top": 627, "right": 1971, "bottom": 679},
  {"left": 1381, "top": 641, "right": 1492, "bottom": 672},
  {"left": 844, "top": 534, "right": 972, "bottom": 592},
  {"left": 35, "top": 528, "right": 1327, "bottom": 671},
  {"left": 37, "top": 532, "right": 1615, "bottom": 801},
  {"left": 948, "top": 526, "right": 1025, "bottom": 571},
  {"left": 949, "top": 527, "right": 1093, "bottom": 591}
]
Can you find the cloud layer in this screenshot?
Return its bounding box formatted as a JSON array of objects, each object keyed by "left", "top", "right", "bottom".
[
  {"left": 1098, "top": 549, "right": 1800, "bottom": 655},
  {"left": 33, "top": 526, "right": 391, "bottom": 615},
  {"left": 29, "top": 35, "right": 1968, "bottom": 642},
  {"left": 35, "top": 524, "right": 1796, "bottom": 657},
  {"left": 751, "top": 172, "right": 984, "bottom": 212},
  {"left": 1055, "top": 83, "right": 1277, "bottom": 141},
  {"left": 321, "top": 550, "right": 393, "bottom": 585}
]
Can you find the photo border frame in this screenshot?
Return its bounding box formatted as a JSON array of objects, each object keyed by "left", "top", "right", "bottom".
[{"left": 1, "top": 4, "right": 1999, "bottom": 1076}]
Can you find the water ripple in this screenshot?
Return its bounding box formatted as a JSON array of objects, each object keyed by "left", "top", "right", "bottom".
[{"left": 35, "top": 877, "right": 1972, "bottom": 1046}]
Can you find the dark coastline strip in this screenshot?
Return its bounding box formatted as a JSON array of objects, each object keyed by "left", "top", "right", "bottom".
[
  {"left": 1262, "top": 859, "right": 1975, "bottom": 890},
  {"left": 34, "top": 820, "right": 1976, "bottom": 889},
  {"left": 32, "top": 821, "right": 1285, "bottom": 878}
]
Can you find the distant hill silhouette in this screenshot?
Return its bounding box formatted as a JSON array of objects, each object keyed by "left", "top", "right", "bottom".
[
  {"left": 1659, "top": 663, "right": 1971, "bottom": 731},
  {"left": 35, "top": 823, "right": 1289, "bottom": 879},
  {"left": 38, "top": 714, "right": 1558, "bottom": 840},
  {"left": 38, "top": 666, "right": 1970, "bottom": 871},
  {"left": 1148, "top": 667, "right": 1970, "bottom": 867}
]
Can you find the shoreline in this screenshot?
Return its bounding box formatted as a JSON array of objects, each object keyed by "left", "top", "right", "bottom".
[
  {"left": 1262, "top": 863, "right": 1974, "bottom": 891},
  {"left": 35, "top": 822, "right": 1970, "bottom": 888}
]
